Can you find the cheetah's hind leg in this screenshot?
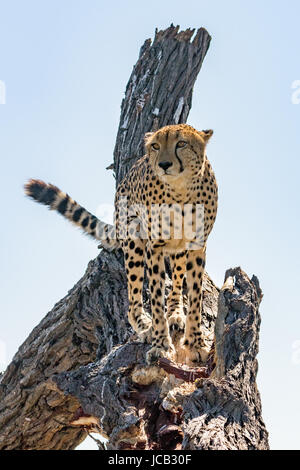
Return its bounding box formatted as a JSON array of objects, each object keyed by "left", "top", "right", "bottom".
[
  {"left": 124, "top": 239, "right": 152, "bottom": 344},
  {"left": 145, "top": 246, "right": 175, "bottom": 364},
  {"left": 167, "top": 252, "right": 187, "bottom": 342},
  {"left": 182, "top": 248, "right": 211, "bottom": 365}
]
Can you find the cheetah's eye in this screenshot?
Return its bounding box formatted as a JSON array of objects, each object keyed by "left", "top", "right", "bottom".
[
  {"left": 177, "top": 141, "right": 187, "bottom": 148},
  {"left": 151, "top": 143, "right": 160, "bottom": 150}
]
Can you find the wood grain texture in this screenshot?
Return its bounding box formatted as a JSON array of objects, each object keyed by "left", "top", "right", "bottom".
[{"left": 113, "top": 25, "right": 211, "bottom": 185}]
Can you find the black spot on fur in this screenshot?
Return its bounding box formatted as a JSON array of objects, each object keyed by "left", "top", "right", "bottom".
[
  {"left": 57, "top": 197, "right": 69, "bottom": 215},
  {"left": 25, "top": 180, "right": 45, "bottom": 200},
  {"left": 90, "top": 218, "right": 97, "bottom": 230},
  {"left": 81, "top": 216, "right": 89, "bottom": 228},
  {"left": 73, "top": 207, "right": 84, "bottom": 222},
  {"left": 41, "top": 187, "right": 57, "bottom": 205}
]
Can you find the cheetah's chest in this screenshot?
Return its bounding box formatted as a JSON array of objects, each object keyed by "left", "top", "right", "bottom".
[{"left": 117, "top": 160, "right": 218, "bottom": 247}]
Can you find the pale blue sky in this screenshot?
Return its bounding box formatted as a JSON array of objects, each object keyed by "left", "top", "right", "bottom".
[{"left": 1, "top": 0, "right": 300, "bottom": 450}]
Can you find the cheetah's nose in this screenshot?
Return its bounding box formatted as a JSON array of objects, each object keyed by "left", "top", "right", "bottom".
[{"left": 158, "top": 161, "right": 173, "bottom": 171}]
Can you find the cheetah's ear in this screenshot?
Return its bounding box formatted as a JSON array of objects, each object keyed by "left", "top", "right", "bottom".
[
  {"left": 144, "top": 132, "right": 154, "bottom": 143},
  {"left": 199, "top": 129, "right": 214, "bottom": 143}
]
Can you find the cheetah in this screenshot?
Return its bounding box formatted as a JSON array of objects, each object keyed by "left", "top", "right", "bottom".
[{"left": 25, "top": 124, "right": 218, "bottom": 365}]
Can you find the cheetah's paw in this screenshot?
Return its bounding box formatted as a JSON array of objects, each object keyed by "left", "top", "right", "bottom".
[
  {"left": 182, "top": 335, "right": 211, "bottom": 365},
  {"left": 185, "top": 346, "right": 210, "bottom": 365},
  {"left": 130, "top": 314, "right": 152, "bottom": 344},
  {"left": 146, "top": 341, "right": 175, "bottom": 365},
  {"left": 168, "top": 313, "right": 185, "bottom": 336},
  {"left": 138, "top": 326, "right": 152, "bottom": 344}
]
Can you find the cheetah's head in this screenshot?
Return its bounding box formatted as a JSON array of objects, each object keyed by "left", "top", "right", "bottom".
[{"left": 145, "top": 124, "right": 213, "bottom": 184}]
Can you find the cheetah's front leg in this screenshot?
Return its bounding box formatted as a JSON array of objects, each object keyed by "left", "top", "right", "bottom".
[
  {"left": 146, "top": 245, "right": 174, "bottom": 364},
  {"left": 124, "top": 239, "right": 152, "bottom": 343},
  {"left": 182, "top": 248, "right": 210, "bottom": 364}
]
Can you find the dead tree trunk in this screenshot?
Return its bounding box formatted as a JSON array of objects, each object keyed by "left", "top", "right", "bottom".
[
  {"left": 0, "top": 25, "right": 269, "bottom": 450},
  {"left": 54, "top": 268, "right": 268, "bottom": 450}
]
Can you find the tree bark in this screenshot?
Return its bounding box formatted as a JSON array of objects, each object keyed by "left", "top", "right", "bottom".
[
  {"left": 54, "top": 268, "right": 268, "bottom": 450},
  {"left": 0, "top": 25, "right": 269, "bottom": 451},
  {"left": 112, "top": 24, "right": 211, "bottom": 186}
]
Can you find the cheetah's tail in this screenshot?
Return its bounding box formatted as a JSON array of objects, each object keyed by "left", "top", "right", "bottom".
[{"left": 24, "top": 179, "right": 119, "bottom": 251}]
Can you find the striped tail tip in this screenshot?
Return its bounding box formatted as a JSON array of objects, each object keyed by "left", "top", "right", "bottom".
[{"left": 24, "top": 179, "right": 59, "bottom": 206}]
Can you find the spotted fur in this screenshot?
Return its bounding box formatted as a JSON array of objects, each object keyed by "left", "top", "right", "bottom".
[{"left": 25, "top": 124, "right": 218, "bottom": 365}]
